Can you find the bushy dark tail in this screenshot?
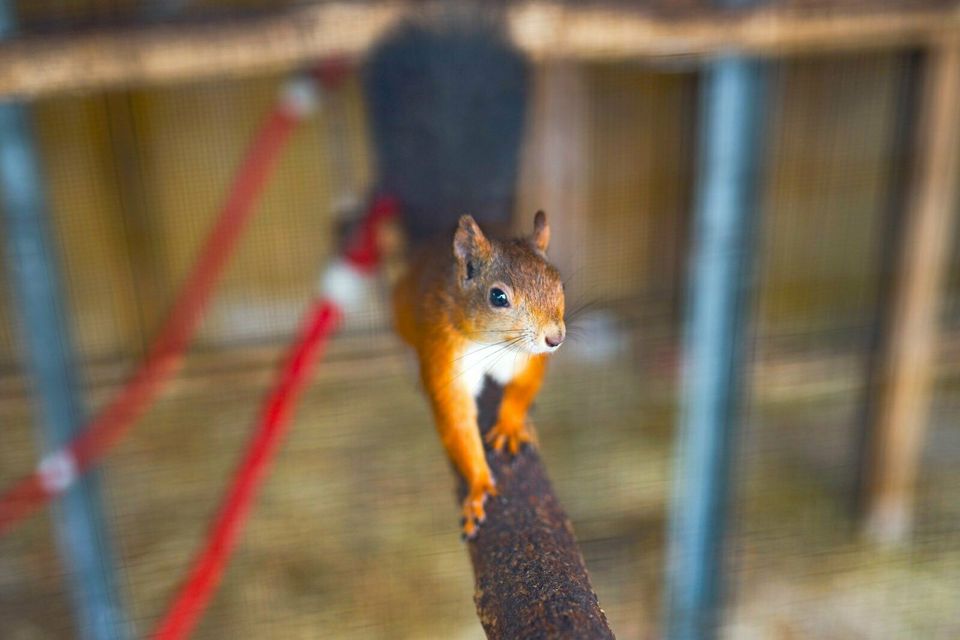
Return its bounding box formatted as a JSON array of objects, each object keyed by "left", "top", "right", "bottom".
[{"left": 364, "top": 8, "right": 529, "bottom": 242}]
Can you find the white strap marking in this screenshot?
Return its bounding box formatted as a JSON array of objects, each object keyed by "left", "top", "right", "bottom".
[{"left": 38, "top": 449, "right": 78, "bottom": 494}]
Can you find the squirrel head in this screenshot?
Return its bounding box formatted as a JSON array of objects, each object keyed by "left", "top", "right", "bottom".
[{"left": 452, "top": 211, "right": 565, "bottom": 354}]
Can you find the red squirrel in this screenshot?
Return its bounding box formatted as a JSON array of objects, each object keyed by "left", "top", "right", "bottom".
[{"left": 392, "top": 211, "right": 565, "bottom": 538}]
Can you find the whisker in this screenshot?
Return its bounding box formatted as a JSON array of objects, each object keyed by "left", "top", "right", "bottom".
[
  {"left": 440, "top": 336, "right": 526, "bottom": 392},
  {"left": 468, "top": 329, "right": 522, "bottom": 334},
  {"left": 561, "top": 266, "right": 587, "bottom": 289},
  {"left": 561, "top": 291, "right": 594, "bottom": 315},
  {"left": 451, "top": 336, "right": 521, "bottom": 363},
  {"left": 486, "top": 339, "right": 521, "bottom": 381},
  {"left": 565, "top": 298, "right": 600, "bottom": 322}
]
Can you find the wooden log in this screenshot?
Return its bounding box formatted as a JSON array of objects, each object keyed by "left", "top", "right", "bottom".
[
  {"left": 1, "top": 2, "right": 959, "bottom": 99},
  {"left": 461, "top": 381, "right": 615, "bottom": 639},
  {"left": 510, "top": 2, "right": 960, "bottom": 61},
  {"left": 0, "top": 3, "right": 404, "bottom": 100},
  {"left": 862, "top": 40, "right": 960, "bottom": 545}
]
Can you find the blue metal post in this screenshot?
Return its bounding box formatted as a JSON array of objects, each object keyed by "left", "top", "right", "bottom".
[
  {"left": 0, "top": 4, "right": 128, "bottom": 640},
  {"left": 665, "top": 54, "right": 768, "bottom": 640}
]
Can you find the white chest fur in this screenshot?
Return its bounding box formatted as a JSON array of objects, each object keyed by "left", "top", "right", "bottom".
[{"left": 456, "top": 340, "right": 530, "bottom": 398}]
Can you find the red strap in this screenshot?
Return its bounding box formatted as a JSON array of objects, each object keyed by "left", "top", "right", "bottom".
[{"left": 152, "top": 301, "right": 340, "bottom": 640}]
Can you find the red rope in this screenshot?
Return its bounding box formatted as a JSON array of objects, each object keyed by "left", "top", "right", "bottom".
[
  {"left": 343, "top": 194, "right": 400, "bottom": 272},
  {"left": 0, "top": 98, "right": 305, "bottom": 535},
  {"left": 150, "top": 193, "right": 397, "bottom": 639},
  {"left": 152, "top": 300, "right": 340, "bottom": 640}
]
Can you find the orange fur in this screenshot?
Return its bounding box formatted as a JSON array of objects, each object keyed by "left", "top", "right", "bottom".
[
  {"left": 419, "top": 326, "right": 497, "bottom": 538},
  {"left": 487, "top": 355, "right": 546, "bottom": 455}
]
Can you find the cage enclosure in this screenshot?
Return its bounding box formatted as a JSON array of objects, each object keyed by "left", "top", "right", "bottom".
[{"left": 1, "top": 2, "right": 959, "bottom": 639}]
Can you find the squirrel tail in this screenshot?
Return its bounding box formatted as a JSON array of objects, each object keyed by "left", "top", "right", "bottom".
[{"left": 363, "top": 7, "right": 529, "bottom": 243}]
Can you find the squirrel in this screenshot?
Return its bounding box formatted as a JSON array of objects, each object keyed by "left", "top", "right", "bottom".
[{"left": 392, "top": 210, "right": 566, "bottom": 538}]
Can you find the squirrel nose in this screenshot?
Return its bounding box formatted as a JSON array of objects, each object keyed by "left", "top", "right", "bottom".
[{"left": 545, "top": 330, "right": 565, "bottom": 348}]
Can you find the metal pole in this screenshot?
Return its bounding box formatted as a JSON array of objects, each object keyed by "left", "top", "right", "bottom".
[
  {"left": 0, "top": 4, "right": 128, "bottom": 639},
  {"left": 665, "top": 54, "right": 767, "bottom": 639}
]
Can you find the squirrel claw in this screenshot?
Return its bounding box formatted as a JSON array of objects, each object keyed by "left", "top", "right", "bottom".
[
  {"left": 485, "top": 420, "right": 536, "bottom": 456},
  {"left": 460, "top": 479, "right": 496, "bottom": 539}
]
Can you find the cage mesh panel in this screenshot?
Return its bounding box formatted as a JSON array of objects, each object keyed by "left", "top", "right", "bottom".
[{"left": 758, "top": 54, "right": 906, "bottom": 349}]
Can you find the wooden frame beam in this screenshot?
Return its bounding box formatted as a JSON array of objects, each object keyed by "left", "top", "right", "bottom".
[
  {"left": 861, "top": 39, "right": 960, "bottom": 545},
  {"left": 511, "top": 3, "right": 960, "bottom": 61},
  {"left": 0, "top": 2, "right": 959, "bottom": 99}
]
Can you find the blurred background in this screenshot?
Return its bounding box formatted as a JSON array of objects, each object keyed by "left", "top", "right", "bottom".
[{"left": 1, "top": 1, "right": 959, "bottom": 639}]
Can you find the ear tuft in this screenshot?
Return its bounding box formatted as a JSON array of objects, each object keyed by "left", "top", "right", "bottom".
[
  {"left": 531, "top": 210, "right": 550, "bottom": 253},
  {"left": 453, "top": 215, "right": 491, "bottom": 279}
]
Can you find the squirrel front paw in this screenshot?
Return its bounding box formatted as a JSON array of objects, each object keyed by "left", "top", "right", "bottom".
[
  {"left": 461, "top": 476, "right": 497, "bottom": 540},
  {"left": 485, "top": 417, "right": 537, "bottom": 456}
]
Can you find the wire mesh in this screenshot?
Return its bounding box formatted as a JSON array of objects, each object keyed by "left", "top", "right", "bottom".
[{"left": 0, "top": 3, "right": 959, "bottom": 639}]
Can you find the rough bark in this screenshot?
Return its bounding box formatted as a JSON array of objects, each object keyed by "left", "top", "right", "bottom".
[{"left": 459, "top": 380, "right": 615, "bottom": 640}]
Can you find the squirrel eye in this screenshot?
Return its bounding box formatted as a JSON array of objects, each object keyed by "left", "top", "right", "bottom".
[{"left": 489, "top": 287, "right": 510, "bottom": 309}]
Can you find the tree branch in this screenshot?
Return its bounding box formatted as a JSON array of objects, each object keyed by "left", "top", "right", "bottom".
[{"left": 459, "top": 381, "right": 615, "bottom": 640}]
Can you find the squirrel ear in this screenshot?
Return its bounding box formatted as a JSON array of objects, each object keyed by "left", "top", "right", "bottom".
[
  {"left": 531, "top": 210, "right": 550, "bottom": 253},
  {"left": 453, "top": 215, "right": 491, "bottom": 279}
]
